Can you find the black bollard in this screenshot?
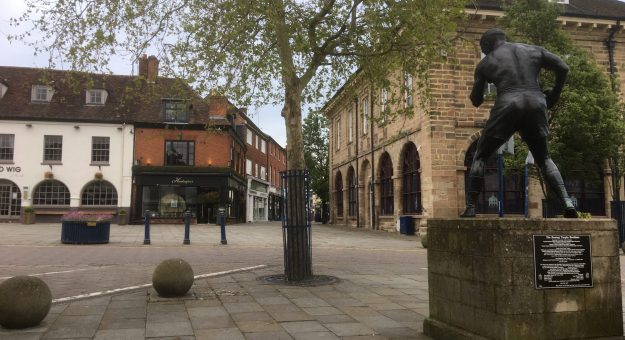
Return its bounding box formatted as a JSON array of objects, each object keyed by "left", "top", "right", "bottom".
[
  {"left": 219, "top": 207, "right": 227, "bottom": 245},
  {"left": 183, "top": 211, "right": 191, "bottom": 245},
  {"left": 143, "top": 210, "right": 151, "bottom": 245}
]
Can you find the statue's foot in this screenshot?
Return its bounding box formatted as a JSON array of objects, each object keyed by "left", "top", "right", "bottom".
[
  {"left": 460, "top": 206, "right": 475, "bottom": 218},
  {"left": 563, "top": 199, "right": 578, "bottom": 218},
  {"left": 564, "top": 207, "right": 578, "bottom": 218}
]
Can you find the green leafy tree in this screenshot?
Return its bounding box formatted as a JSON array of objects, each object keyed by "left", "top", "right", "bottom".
[
  {"left": 12, "top": 0, "right": 466, "bottom": 280},
  {"left": 303, "top": 110, "right": 329, "bottom": 205},
  {"left": 501, "top": 0, "right": 625, "bottom": 212}
]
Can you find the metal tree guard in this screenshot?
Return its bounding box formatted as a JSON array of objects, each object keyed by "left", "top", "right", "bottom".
[{"left": 281, "top": 170, "right": 312, "bottom": 281}]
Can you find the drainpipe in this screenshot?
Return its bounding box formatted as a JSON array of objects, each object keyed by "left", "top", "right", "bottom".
[
  {"left": 605, "top": 19, "right": 623, "bottom": 242},
  {"left": 370, "top": 86, "right": 376, "bottom": 229},
  {"left": 605, "top": 20, "right": 620, "bottom": 92},
  {"left": 355, "top": 97, "right": 360, "bottom": 228}
]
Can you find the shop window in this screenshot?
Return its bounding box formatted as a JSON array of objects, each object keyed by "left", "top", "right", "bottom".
[
  {"left": 32, "top": 180, "right": 70, "bottom": 206},
  {"left": 380, "top": 153, "right": 394, "bottom": 215},
  {"left": 141, "top": 185, "right": 197, "bottom": 218},
  {"left": 43, "top": 135, "right": 63, "bottom": 162},
  {"left": 0, "top": 180, "right": 21, "bottom": 217},
  {"left": 402, "top": 143, "right": 422, "bottom": 214},
  {"left": 81, "top": 180, "right": 118, "bottom": 206},
  {"left": 165, "top": 140, "right": 195, "bottom": 166},
  {"left": 91, "top": 136, "right": 110, "bottom": 164}
]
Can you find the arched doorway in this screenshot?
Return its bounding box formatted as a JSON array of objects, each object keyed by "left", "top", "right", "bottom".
[
  {"left": 335, "top": 171, "right": 343, "bottom": 218},
  {"left": 401, "top": 143, "right": 422, "bottom": 214},
  {"left": 0, "top": 180, "right": 21, "bottom": 218}
]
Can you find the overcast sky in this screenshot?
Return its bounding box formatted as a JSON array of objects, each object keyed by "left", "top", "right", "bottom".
[{"left": 0, "top": 2, "right": 287, "bottom": 147}]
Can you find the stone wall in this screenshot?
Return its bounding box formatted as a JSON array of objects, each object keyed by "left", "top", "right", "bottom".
[{"left": 424, "top": 218, "right": 622, "bottom": 339}]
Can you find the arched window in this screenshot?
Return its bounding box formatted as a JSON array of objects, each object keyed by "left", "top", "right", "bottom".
[
  {"left": 335, "top": 171, "right": 343, "bottom": 217},
  {"left": 0, "top": 180, "right": 21, "bottom": 217},
  {"left": 402, "top": 143, "right": 422, "bottom": 214},
  {"left": 464, "top": 140, "right": 524, "bottom": 214},
  {"left": 32, "top": 180, "right": 70, "bottom": 206},
  {"left": 347, "top": 167, "right": 356, "bottom": 217},
  {"left": 380, "top": 153, "right": 394, "bottom": 215},
  {"left": 565, "top": 174, "right": 605, "bottom": 216},
  {"left": 81, "top": 181, "right": 118, "bottom": 206}
]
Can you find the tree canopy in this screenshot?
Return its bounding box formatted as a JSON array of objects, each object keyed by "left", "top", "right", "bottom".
[
  {"left": 501, "top": 0, "right": 625, "bottom": 199},
  {"left": 303, "top": 110, "right": 329, "bottom": 204},
  {"left": 11, "top": 0, "right": 467, "bottom": 170}
]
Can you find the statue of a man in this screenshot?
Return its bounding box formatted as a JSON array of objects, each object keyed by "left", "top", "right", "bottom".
[{"left": 461, "top": 28, "right": 577, "bottom": 218}]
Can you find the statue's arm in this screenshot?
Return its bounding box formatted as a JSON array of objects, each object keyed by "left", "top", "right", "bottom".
[
  {"left": 542, "top": 49, "right": 569, "bottom": 108},
  {"left": 470, "top": 66, "right": 486, "bottom": 107}
]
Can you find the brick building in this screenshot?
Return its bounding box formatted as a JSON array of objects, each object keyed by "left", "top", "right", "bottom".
[
  {"left": 238, "top": 112, "right": 287, "bottom": 222},
  {"left": 0, "top": 55, "right": 287, "bottom": 224},
  {"left": 324, "top": 0, "right": 625, "bottom": 232}
]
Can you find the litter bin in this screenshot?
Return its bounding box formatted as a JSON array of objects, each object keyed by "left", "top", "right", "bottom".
[{"left": 399, "top": 216, "right": 414, "bottom": 235}]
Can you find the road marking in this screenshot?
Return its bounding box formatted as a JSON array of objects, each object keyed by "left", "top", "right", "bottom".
[
  {"left": 0, "top": 267, "right": 102, "bottom": 280},
  {"left": 51, "top": 264, "right": 267, "bottom": 304}
]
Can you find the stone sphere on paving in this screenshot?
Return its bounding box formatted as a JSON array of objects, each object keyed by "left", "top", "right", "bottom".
[
  {"left": 152, "top": 258, "right": 194, "bottom": 297},
  {"left": 0, "top": 276, "right": 52, "bottom": 329}
]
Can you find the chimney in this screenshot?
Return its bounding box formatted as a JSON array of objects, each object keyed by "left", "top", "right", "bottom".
[
  {"left": 138, "top": 54, "right": 148, "bottom": 78},
  {"left": 147, "top": 55, "right": 159, "bottom": 83}
]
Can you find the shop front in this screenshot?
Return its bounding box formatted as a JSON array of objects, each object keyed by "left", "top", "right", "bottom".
[
  {"left": 133, "top": 169, "right": 246, "bottom": 224},
  {"left": 246, "top": 178, "right": 269, "bottom": 222}
]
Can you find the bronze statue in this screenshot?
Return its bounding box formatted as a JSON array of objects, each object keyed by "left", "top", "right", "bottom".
[{"left": 461, "top": 28, "right": 577, "bottom": 218}]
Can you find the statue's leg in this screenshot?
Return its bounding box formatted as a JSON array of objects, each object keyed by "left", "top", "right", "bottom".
[
  {"left": 525, "top": 136, "right": 577, "bottom": 218},
  {"left": 461, "top": 135, "right": 505, "bottom": 217}
]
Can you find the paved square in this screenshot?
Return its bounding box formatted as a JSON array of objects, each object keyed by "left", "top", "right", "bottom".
[{"left": 0, "top": 221, "right": 623, "bottom": 339}]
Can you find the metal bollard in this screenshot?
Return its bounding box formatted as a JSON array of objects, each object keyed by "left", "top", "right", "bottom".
[
  {"left": 183, "top": 210, "right": 191, "bottom": 245},
  {"left": 219, "top": 207, "right": 227, "bottom": 245},
  {"left": 143, "top": 210, "right": 151, "bottom": 245}
]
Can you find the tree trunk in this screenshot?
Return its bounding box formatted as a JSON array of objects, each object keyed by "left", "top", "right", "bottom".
[{"left": 282, "top": 84, "right": 312, "bottom": 281}]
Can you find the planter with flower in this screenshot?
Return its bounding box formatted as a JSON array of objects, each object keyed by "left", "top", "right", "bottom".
[{"left": 61, "top": 211, "right": 112, "bottom": 244}]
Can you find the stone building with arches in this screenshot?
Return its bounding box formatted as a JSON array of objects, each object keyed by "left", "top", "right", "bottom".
[{"left": 324, "top": 1, "right": 625, "bottom": 231}]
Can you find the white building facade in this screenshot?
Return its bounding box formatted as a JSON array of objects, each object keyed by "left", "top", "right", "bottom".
[{"left": 0, "top": 120, "right": 133, "bottom": 221}]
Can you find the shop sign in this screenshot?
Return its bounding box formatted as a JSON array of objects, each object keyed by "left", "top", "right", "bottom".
[
  {"left": 171, "top": 177, "right": 194, "bottom": 185},
  {"left": 0, "top": 165, "right": 23, "bottom": 177}
]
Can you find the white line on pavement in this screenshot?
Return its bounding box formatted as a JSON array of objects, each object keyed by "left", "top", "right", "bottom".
[
  {"left": 0, "top": 267, "right": 102, "bottom": 280},
  {"left": 51, "top": 264, "right": 267, "bottom": 304}
]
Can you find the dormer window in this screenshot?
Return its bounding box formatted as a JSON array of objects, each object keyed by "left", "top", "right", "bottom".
[
  {"left": 31, "top": 85, "right": 54, "bottom": 103},
  {"left": 162, "top": 99, "right": 189, "bottom": 123},
  {"left": 86, "top": 89, "right": 107, "bottom": 105},
  {"left": 0, "top": 83, "right": 7, "bottom": 100}
]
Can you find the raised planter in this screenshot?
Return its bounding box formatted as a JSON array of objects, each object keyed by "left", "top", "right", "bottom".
[{"left": 61, "top": 221, "right": 110, "bottom": 244}]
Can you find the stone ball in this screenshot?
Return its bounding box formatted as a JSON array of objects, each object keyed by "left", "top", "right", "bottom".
[
  {"left": 152, "top": 258, "right": 194, "bottom": 297},
  {"left": 0, "top": 276, "right": 52, "bottom": 329}
]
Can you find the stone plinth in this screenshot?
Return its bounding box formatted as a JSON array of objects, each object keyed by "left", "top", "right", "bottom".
[{"left": 423, "top": 218, "right": 623, "bottom": 340}]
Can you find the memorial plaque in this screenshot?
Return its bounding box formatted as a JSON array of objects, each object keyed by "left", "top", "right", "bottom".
[{"left": 533, "top": 235, "right": 592, "bottom": 289}]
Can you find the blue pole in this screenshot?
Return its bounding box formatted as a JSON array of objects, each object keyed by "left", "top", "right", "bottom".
[
  {"left": 219, "top": 207, "right": 227, "bottom": 245},
  {"left": 498, "top": 153, "right": 504, "bottom": 217},
  {"left": 143, "top": 210, "right": 151, "bottom": 245},
  {"left": 183, "top": 211, "right": 191, "bottom": 245}
]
